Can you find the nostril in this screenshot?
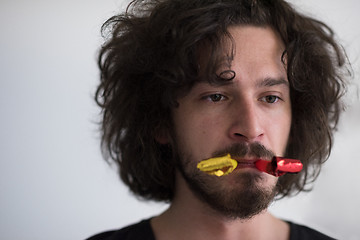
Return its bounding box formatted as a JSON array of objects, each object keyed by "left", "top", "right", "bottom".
[
  {"left": 234, "top": 133, "right": 249, "bottom": 140},
  {"left": 233, "top": 132, "right": 264, "bottom": 141},
  {"left": 234, "top": 133, "right": 245, "bottom": 137}
]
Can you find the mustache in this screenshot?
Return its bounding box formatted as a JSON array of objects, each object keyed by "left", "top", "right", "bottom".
[{"left": 211, "top": 142, "right": 274, "bottom": 160}]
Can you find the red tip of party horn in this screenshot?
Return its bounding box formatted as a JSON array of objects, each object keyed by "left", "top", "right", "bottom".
[{"left": 255, "top": 157, "right": 303, "bottom": 177}]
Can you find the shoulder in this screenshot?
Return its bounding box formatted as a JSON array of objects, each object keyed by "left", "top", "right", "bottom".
[
  {"left": 86, "top": 219, "right": 155, "bottom": 240},
  {"left": 288, "top": 221, "right": 337, "bottom": 240}
]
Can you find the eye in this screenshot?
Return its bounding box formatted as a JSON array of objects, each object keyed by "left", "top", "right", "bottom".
[
  {"left": 261, "top": 95, "right": 280, "bottom": 104},
  {"left": 207, "top": 94, "right": 226, "bottom": 102}
]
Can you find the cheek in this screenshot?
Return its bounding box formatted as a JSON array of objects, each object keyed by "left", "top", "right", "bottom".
[
  {"left": 268, "top": 114, "right": 291, "bottom": 155},
  {"left": 173, "top": 113, "right": 225, "bottom": 156},
  {"left": 173, "top": 113, "right": 202, "bottom": 150}
]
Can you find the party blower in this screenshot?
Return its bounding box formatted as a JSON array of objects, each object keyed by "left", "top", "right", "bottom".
[{"left": 197, "top": 154, "right": 303, "bottom": 177}]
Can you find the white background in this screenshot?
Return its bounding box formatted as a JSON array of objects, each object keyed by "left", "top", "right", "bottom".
[{"left": 0, "top": 0, "right": 359, "bottom": 239}]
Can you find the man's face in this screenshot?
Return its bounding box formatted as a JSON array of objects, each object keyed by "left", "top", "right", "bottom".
[{"left": 171, "top": 25, "right": 291, "bottom": 219}]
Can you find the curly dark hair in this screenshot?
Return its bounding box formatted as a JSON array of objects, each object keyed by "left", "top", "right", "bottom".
[{"left": 95, "top": 0, "right": 350, "bottom": 201}]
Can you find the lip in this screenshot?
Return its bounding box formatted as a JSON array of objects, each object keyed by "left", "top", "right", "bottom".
[{"left": 233, "top": 158, "right": 260, "bottom": 169}]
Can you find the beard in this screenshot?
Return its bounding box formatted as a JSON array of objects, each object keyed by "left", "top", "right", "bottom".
[{"left": 176, "top": 142, "right": 278, "bottom": 220}]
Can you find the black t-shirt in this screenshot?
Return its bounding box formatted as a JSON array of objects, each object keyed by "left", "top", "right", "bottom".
[{"left": 87, "top": 218, "right": 336, "bottom": 240}]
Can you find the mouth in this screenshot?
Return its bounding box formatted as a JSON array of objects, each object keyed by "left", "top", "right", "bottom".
[
  {"left": 197, "top": 154, "right": 303, "bottom": 177},
  {"left": 197, "top": 154, "right": 271, "bottom": 177},
  {"left": 233, "top": 158, "right": 268, "bottom": 170},
  {"left": 236, "top": 160, "right": 256, "bottom": 169}
]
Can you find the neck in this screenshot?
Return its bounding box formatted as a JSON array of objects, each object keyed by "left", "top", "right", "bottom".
[{"left": 151, "top": 172, "right": 289, "bottom": 240}]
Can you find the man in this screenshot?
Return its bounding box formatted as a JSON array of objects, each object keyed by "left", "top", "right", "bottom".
[{"left": 89, "top": 0, "right": 350, "bottom": 239}]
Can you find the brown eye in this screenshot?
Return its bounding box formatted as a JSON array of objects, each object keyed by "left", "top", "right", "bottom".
[
  {"left": 209, "top": 94, "right": 224, "bottom": 102},
  {"left": 263, "top": 95, "right": 280, "bottom": 103}
]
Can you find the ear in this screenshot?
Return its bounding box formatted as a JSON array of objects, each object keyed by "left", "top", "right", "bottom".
[{"left": 154, "top": 127, "right": 170, "bottom": 145}]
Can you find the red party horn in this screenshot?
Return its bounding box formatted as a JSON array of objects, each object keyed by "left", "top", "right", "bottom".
[{"left": 255, "top": 157, "right": 303, "bottom": 177}]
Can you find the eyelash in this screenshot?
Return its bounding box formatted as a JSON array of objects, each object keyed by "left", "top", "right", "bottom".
[
  {"left": 202, "top": 93, "right": 283, "bottom": 104},
  {"left": 203, "top": 93, "right": 227, "bottom": 102},
  {"left": 259, "top": 95, "right": 282, "bottom": 104}
]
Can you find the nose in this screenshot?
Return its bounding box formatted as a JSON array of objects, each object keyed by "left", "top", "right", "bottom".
[{"left": 228, "top": 100, "right": 264, "bottom": 142}]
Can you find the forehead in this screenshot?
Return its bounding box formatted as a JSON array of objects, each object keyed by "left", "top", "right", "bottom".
[
  {"left": 230, "top": 25, "right": 287, "bottom": 80},
  {"left": 228, "top": 25, "right": 285, "bottom": 55},
  {"left": 196, "top": 25, "right": 287, "bottom": 87},
  {"left": 228, "top": 25, "right": 285, "bottom": 68}
]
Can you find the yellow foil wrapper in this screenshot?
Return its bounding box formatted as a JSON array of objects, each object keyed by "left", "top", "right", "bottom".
[{"left": 197, "top": 154, "right": 238, "bottom": 177}]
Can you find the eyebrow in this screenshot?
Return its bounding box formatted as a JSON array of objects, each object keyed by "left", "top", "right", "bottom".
[
  {"left": 257, "top": 77, "right": 289, "bottom": 88},
  {"left": 204, "top": 76, "right": 289, "bottom": 89}
]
